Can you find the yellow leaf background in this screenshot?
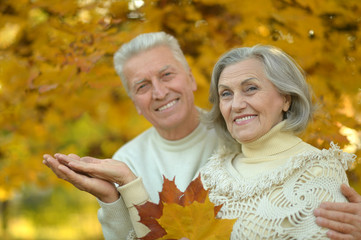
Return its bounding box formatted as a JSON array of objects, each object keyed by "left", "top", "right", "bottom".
[{"left": 0, "top": 0, "right": 360, "bottom": 239}]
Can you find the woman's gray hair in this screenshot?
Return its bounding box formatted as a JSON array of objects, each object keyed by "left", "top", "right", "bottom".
[
  {"left": 113, "top": 32, "right": 190, "bottom": 95},
  {"left": 206, "top": 45, "right": 315, "bottom": 143}
]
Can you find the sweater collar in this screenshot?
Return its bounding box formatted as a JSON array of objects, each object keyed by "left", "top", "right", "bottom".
[
  {"left": 153, "top": 108, "right": 215, "bottom": 151},
  {"left": 240, "top": 121, "right": 302, "bottom": 158}
]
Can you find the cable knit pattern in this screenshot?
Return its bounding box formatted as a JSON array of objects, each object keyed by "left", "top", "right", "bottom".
[{"left": 201, "top": 143, "right": 355, "bottom": 239}]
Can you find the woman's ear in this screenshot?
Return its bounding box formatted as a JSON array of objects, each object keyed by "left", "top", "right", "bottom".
[{"left": 283, "top": 95, "right": 292, "bottom": 112}]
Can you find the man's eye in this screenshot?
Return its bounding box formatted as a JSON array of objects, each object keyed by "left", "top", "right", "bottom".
[
  {"left": 246, "top": 86, "right": 258, "bottom": 91},
  {"left": 161, "top": 72, "right": 174, "bottom": 80},
  {"left": 136, "top": 83, "right": 149, "bottom": 93}
]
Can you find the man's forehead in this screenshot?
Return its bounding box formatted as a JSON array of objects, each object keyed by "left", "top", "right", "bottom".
[
  {"left": 125, "top": 49, "right": 176, "bottom": 72},
  {"left": 128, "top": 63, "right": 172, "bottom": 78}
]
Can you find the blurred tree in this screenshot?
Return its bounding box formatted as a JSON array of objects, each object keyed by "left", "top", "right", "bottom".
[{"left": 0, "top": 0, "right": 360, "bottom": 238}]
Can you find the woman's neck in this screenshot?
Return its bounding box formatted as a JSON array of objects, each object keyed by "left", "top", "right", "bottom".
[{"left": 240, "top": 121, "right": 301, "bottom": 158}]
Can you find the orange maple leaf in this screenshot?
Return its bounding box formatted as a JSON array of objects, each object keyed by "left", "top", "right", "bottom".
[{"left": 135, "top": 176, "right": 236, "bottom": 240}]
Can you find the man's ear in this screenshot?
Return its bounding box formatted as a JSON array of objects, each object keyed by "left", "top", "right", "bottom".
[
  {"left": 188, "top": 70, "right": 197, "bottom": 91},
  {"left": 283, "top": 95, "right": 292, "bottom": 112},
  {"left": 135, "top": 106, "right": 142, "bottom": 115},
  {"left": 133, "top": 100, "right": 143, "bottom": 115}
]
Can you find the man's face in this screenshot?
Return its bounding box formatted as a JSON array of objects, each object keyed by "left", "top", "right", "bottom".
[{"left": 123, "top": 46, "right": 198, "bottom": 139}]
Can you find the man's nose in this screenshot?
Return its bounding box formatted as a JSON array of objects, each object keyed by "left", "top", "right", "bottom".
[{"left": 152, "top": 81, "right": 168, "bottom": 99}]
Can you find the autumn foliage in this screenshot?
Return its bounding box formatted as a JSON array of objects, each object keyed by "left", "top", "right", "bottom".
[
  {"left": 0, "top": 0, "right": 360, "bottom": 238},
  {"left": 136, "top": 176, "right": 236, "bottom": 240}
]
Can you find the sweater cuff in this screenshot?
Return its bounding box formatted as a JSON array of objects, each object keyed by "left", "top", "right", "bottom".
[
  {"left": 96, "top": 194, "right": 123, "bottom": 207},
  {"left": 118, "top": 177, "right": 149, "bottom": 208}
]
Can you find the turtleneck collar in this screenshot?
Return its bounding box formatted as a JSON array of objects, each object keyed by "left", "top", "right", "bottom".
[{"left": 240, "top": 121, "right": 302, "bottom": 158}]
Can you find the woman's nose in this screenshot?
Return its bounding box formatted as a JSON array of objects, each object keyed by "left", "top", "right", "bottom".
[{"left": 232, "top": 94, "right": 247, "bottom": 111}]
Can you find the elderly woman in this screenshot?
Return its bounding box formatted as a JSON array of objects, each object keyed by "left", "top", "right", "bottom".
[{"left": 200, "top": 45, "right": 356, "bottom": 239}]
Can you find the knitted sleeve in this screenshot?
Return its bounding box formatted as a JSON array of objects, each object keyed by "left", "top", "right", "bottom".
[
  {"left": 118, "top": 177, "right": 150, "bottom": 238},
  {"left": 97, "top": 178, "right": 150, "bottom": 240},
  {"left": 97, "top": 197, "right": 133, "bottom": 240}
]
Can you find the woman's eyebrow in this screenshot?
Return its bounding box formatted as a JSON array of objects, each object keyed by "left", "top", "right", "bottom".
[
  {"left": 240, "top": 77, "right": 258, "bottom": 85},
  {"left": 218, "top": 77, "right": 258, "bottom": 88}
]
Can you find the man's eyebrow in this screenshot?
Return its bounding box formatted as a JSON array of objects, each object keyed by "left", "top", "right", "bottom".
[
  {"left": 133, "top": 65, "right": 173, "bottom": 87},
  {"left": 134, "top": 78, "right": 146, "bottom": 86},
  {"left": 159, "top": 65, "right": 171, "bottom": 73}
]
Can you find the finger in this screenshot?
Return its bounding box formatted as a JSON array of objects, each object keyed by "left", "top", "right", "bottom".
[
  {"left": 340, "top": 184, "right": 361, "bottom": 203},
  {"left": 68, "top": 160, "right": 115, "bottom": 182},
  {"left": 43, "top": 153, "right": 53, "bottom": 160},
  {"left": 318, "top": 202, "right": 360, "bottom": 214},
  {"left": 57, "top": 165, "right": 90, "bottom": 191},
  {"left": 43, "top": 154, "right": 61, "bottom": 169},
  {"left": 326, "top": 230, "right": 353, "bottom": 240},
  {"left": 42, "top": 154, "right": 51, "bottom": 166},
  {"left": 314, "top": 207, "right": 357, "bottom": 224},
  {"left": 68, "top": 153, "right": 81, "bottom": 160},
  {"left": 42, "top": 154, "right": 74, "bottom": 181},
  {"left": 80, "top": 156, "right": 101, "bottom": 164},
  {"left": 315, "top": 216, "right": 354, "bottom": 234},
  {"left": 58, "top": 165, "right": 119, "bottom": 200},
  {"left": 67, "top": 160, "right": 92, "bottom": 173},
  {"left": 55, "top": 153, "right": 80, "bottom": 166},
  {"left": 43, "top": 154, "right": 56, "bottom": 164}
]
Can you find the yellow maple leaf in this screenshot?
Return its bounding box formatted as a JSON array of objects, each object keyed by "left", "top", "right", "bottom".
[
  {"left": 159, "top": 195, "right": 236, "bottom": 240},
  {"left": 136, "top": 176, "right": 236, "bottom": 240}
]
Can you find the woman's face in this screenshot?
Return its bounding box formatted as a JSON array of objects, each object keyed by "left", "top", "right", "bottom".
[{"left": 218, "top": 58, "right": 291, "bottom": 143}]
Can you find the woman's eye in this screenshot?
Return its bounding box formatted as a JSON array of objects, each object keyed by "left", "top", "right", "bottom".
[{"left": 220, "top": 91, "right": 231, "bottom": 97}]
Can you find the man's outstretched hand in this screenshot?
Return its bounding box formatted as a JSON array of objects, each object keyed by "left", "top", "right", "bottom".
[
  {"left": 314, "top": 184, "right": 361, "bottom": 240},
  {"left": 43, "top": 154, "right": 121, "bottom": 203},
  {"left": 54, "top": 153, "right": 137, "bottom": 187}
]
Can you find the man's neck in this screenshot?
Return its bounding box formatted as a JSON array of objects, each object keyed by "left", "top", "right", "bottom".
[{"left": 158, "top": 108, "right": 200, "bottom": 141}]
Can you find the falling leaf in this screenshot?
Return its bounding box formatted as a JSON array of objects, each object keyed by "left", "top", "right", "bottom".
[{"left": 136, "top": 176, "right": 236, "bottom": 240}]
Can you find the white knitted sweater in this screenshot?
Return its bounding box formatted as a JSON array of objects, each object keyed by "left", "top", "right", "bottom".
[{"left": 200, "top": 122, "right": 355, "bottom": 240}]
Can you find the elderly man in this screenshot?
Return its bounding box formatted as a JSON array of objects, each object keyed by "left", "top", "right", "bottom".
[
  {"left": 44, "top": 32, "right": 222, "bottom": 239},
  {"left": 43, "top": 32, "right": 361, "bottom": 240}
]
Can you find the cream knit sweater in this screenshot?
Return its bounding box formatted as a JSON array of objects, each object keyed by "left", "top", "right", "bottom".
[
  {"left": 201, "top": 122, "right": 355, "bottom": 240},
  {"left": 98, "top": 118, "right": 221, "bottom": 240}
]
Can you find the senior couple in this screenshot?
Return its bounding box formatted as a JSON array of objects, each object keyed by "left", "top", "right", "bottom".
[{"left": 44, "top": 32, "right": 361, "bottom": 239}]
